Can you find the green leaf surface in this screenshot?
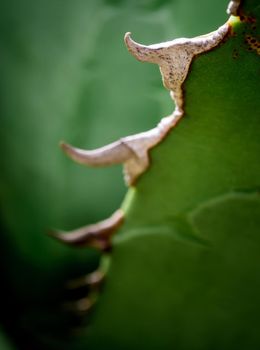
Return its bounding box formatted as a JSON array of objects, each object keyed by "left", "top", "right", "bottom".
[
  {"left": 88, "top": 192, "right": 260, "bottom": 350},
  {"left": 87, "top": 3, "right": 260, "bottom": 349}
]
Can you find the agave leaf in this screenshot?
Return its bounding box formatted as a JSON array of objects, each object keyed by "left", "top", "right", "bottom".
[{"left": 86, "top": 1, "right": 260, "bottom": 349}]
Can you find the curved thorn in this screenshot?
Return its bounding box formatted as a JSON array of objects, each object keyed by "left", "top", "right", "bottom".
[
  {"left": 124, "top": 32, "right": 161, "bottom": 64},
  {"left": 75, "top": 297, "right": 95, "bottom": 313},
  {"left": 59, "top": 112, "right": 182, "bottom": 185},
  {"left": 49, "top": 209, "right": 124, "bottom": 250},
  {"left": 64, "top": 297, "right": 95, "bottom": 314},
  {"left": 60, "top": 140, "right": 134, "bottom": 167},
  {"left": 227, "top": 0, "right": 241, "bottom": 16},
  {"left": 125, "top": 24, "right": 229, "bottom": 111},
  {"left": 66, "top": 270, "right": 105, "bottom": 290}
]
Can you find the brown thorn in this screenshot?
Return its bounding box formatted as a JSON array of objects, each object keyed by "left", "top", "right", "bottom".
[
  {"left": 63, "top": 297, "right": 95, "bottom": 314},
  {"left": 66, "top": 270, "right": 105, "bottom": 290},
  {"left": 48, "top": 209, "right": 124, "bottom": 251},
  {"left": 60, "top": 140, "right": 133, "bottom": 167}
]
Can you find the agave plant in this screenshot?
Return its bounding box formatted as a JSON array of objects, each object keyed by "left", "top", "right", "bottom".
[
  {"left": 49, "top": 0, "right": 260, "bottom": 349},
  {"left": 0, "top": 0, "right": 259, "bottom": 349}
]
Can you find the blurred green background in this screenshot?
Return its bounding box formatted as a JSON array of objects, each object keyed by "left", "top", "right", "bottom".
[{"left": 0, "top": 0, "right": 227, "bottom": 348}]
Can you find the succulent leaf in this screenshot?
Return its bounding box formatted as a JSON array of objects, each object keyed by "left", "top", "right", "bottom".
[{"left": 0, "top": 0, "right": 259, "bottom": 349}]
